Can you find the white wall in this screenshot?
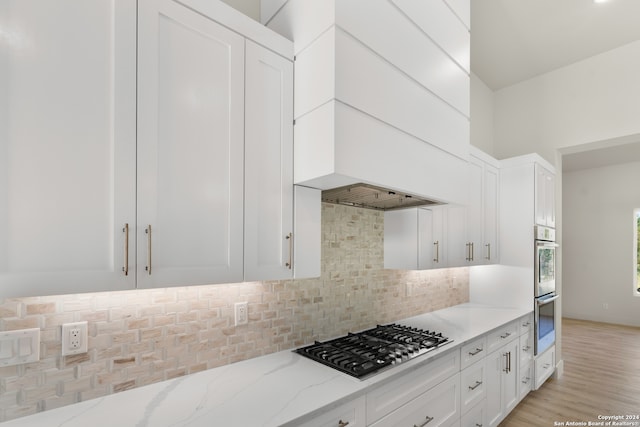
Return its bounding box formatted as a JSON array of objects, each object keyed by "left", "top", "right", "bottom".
[
  {"left": 221, "top": 0, "right": 260, "bottom": 21},
  {"left": 470, "top": 73, "right": 495, "bottom": 156},
  {"left": 563, "top": 162, "right": 640, "bottom": 326},
  {"left": 493, "top": 40, "right": 640, "bottom": 165}
]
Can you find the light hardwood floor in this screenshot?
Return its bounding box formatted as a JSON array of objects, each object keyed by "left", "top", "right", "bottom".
[{"left": 500, "top": 318, "right": 640, "bottom": 426}]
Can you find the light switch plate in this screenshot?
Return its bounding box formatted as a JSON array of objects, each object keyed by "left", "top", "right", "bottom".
[{"left": 0, "top": 328, "right": 40, "bottom": 367}]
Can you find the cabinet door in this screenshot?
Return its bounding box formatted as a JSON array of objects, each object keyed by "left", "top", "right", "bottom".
[
  {"left": 519, "top": 362, "right": 533, "bottom": 402},
  {"left": 467, "top": 157, "right": 483, "bottom": 266},
  {"left": 293, "top": 186, "right": 321, "bottom": 279},
  {"left": 460, "top": 358, "right": 487, "bottom": 414},
  {"left": 384, "top": 208, "right": 419, "bottom": 270},
  {"left": 483, "top": 163, "right": 499, "bottom": 263},
  {"left": 545, "top": 169, "right": 556, "bottom": 227},
  {"left": 485, "top": 349, "right": 504, "bottom": 427},
  {"left": 0, "top": 0, "right": 136, "bottom": 297},
  {"left": 502, "top": 340, "right": 520, "bottom": 415},
  {"left": 370, "top": 373, "right": 460, "bottom": 427},
  {"left": 137, "top": 0, "right": 244, "bottom": 288},
  {"left": 244, "top": 40, "right": 294, "bottom": 281},
  {"left": 447, "top": 205, "right": 468, "bottom": 267},
  {"left": 535, "top": 164, "right": 555, "bottom": 227},
  {"left": 431, "top": 207, "right": 447, "bottom": 268},
  {"left": 461, "top": 400, "right": 487, "bottom": 427},
  {"left": 297, "top": 396, "right": 366, "bottom": 427},
  {"left": 418, "top": 208, "right": 435, "bottom": 269}
]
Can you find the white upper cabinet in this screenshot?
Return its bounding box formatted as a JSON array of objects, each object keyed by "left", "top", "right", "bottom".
[
  {"left": 385, "top": 208, "right": 431, "bottom": 271},
  {"left": 535, "top": 164, "right": 556, "bottom": 228},
  {"left": 1, "top": 0, "right": 303, "bottom": 297},
  {"left": 467, "top": 150, "right": 500, "bottom": 265},
  {"left": 0, "top": 0, "right": 137, "bottom": 297},
  {"left": 484, "top": 162, "right": 500, "bottom": 263},
  {"left": 244, "top": 40, "right": 294, "bottom": 282},
  {"left": 466, "top": 157, "right": 484, "bottom": 265},
  {"left": 137, "top": 0, "right": 245, "bottom": 288}
]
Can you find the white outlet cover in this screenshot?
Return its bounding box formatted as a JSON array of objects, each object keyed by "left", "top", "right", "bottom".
[
  {"left": 234, "top": 302, "right": 248, "bottom": 326},
  {"left": 61, "top": 321, "right": 88, "bottom": 356}
]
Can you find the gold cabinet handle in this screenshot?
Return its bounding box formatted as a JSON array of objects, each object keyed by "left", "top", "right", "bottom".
[
  {"left": 122, "top": 223, "right": 129, "bottom": 276},
  {"left": 465, "top": 243, "right": 470, "bottom": 261},
  {"left": 285, "top": 233, "right": 293, "bottom": 269},
  {"left": 470, "top": 242, "right": 474, "bottom": 261},
  {"left": 414, "top": 416, "right": 434, "bottom": 427},
  {"left": 145, "top": 225, "right": 152, "bottom": 275},
  {"left": 469, "top": 380, "right": 483, "bottom": 390},
  {"left": 485, "top": 243, "right": 491, "bottom": 260},
  {"left": 469, "top": 347, "right": 483, "bottom": 356},
  {"left": 433, "top": 241, "right": 439, "bottom": 263}
]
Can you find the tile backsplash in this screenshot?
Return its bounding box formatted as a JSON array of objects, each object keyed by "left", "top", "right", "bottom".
[{"left": 0, "top": 203, "right": 469, "bottom": 422}]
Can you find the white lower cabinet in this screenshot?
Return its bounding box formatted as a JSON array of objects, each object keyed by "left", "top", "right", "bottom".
[
  {"left": 518, "top": 332, "right": 534, "bottom": 402},
  {"left": 369, "top": 374, "right": 461, "bottom": 427},
  {"left": 461, "top": 400, "right": 486, "bottom": 427},
  {"left": 519, "top": 361, "right": 533, "bottom": 402},
  {"left": 367, "top": 352, "right": 460, "bottom": 423},
  {"left": 460, "top": 359, "right": 487, "bottom": 414},
  {"left": 299, "top": 314, "right": 537, "bottom": 427},
  {"left": 535, "top": 345, "right": 556, "bottom": 390},
  {"left": 486, "top": 339, "right": 519, "bottom": 427},
  {"left": 298, "top": 396, "right": 366, "bottom": 427},
  {"left": 460, "top": 336, "right": 487, "bottom": 370}
]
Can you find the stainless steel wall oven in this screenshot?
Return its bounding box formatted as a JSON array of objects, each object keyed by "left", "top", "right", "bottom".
[{"left": 534, "top": 225, "right": 558, "bottom": 355}]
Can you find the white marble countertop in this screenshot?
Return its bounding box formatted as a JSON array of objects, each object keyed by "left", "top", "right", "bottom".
[{"left": 1, "top": 303, "right": 531, "bottom": 427}]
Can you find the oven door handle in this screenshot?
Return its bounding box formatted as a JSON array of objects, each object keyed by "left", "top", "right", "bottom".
[
  {"left": 536, "top": 241, "right": 559, "bottom": 248},
  {"left": 537, "top": 295, "right": 559, "bottom": 306}
]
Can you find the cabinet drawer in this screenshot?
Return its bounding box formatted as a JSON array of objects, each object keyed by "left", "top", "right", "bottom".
[
  {"left": 367, "top": 351, "right": 460, "bottom": 423},
  {"left": 460, "top": 335, "right": 487, "bottom": 370},
  {"left": 519, "top": 362, "right": 533, "bottom": 402},
  {"left": 370, "top": 373, "right": 460, "bottom": 427},
  {"left": 519, "top": 332, "right": 534, "bottom": 367},
  {"left": 461, "top": 399, "right": 486, "bottom": 427},
  {"left": 486, "top": 320, "right": 518, "bottom": 354},
  {"left": 297, "top": 396, "right": 366, "bottom": 427},
  {"left": 460, "top": 359, "right": 486, "bottom": 414},
  {"left": 535, "top": 345, "right": 555, "bottom": 390},
  {"left": 518, "top": 313, "right": 534, "bottom": 336}
]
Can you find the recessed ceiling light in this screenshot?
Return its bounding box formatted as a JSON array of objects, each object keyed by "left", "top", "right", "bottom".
[{"left": 594, "top": 0, "right": 609, "bottom": 3}]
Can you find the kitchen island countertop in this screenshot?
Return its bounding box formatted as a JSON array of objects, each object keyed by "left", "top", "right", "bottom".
[{"left": 0, "top": 303, "right": 531, "bottom": 427}]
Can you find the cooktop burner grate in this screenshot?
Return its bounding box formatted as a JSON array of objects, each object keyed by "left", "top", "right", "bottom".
[{"left": 294, "top": 323, "right": 452, "bottom": 379}]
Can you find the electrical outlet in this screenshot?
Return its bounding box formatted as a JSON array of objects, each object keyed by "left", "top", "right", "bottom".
[
  {"left": 235, "top": 302, "right": 248, "bottom": 326},
  {"left": 61, "top": 321, "right": 88, "bottom": 356}
]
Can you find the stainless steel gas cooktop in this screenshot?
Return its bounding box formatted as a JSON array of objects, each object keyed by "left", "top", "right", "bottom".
[{"left": 294, "top": 323, "right": 452, "bottom": 379}]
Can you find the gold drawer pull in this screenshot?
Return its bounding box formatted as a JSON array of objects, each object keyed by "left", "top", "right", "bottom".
[
  {"left": 469, "top": 380, "right": 483, "bottom": 390},
  {"left": 122, "top": 223, "right": 129, "bottom": 276},
  {"left": 415, "top": 415, "right": 434, "bottom": 427},
  {"left": 469, "top": 347, "right": 483, "bottom": 356}
]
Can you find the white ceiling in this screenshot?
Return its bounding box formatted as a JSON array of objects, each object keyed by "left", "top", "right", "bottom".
[
  {"left": 471, "top": 0, "right": 640, "bottom": 171},
  {"left": 471, "top": 0, "right": 640, "bottom": 91}
]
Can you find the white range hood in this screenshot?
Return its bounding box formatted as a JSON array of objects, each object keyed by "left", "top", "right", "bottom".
[{"left": 264, "top": 0, "right": 471, "bottom": 205}]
